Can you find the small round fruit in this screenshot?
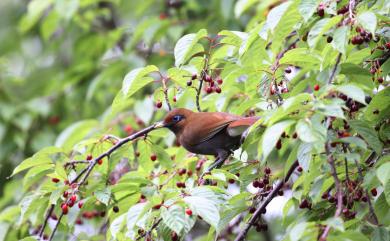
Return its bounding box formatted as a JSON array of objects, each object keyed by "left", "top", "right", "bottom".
[
  {"left": 314, "top": 84, "right": 320, "bottom": 91},
  {"left": 215, "top": 87, "right": 221, "bottom": 93},
  {"left": 63, "top": 191, "right": 69, "bottom": 198},
  {"left": 297, "top": 166, "right": 303, "bottom": 172},
  {"left": 205, "top": 75, "right": 212, "bottom": 82},
  {"left": 206, "top": 86, "right": 212, "bottom": 94},
  {"left": 113, "top": 206, "right": 119, "bottom": 213},
  {"left": 156, "top": 101, "right": 163, "bottom": 109},
  {"left": 185, "top": 208, "right": 193, "bottom": 216},
  {"left": 70, "top": 195, "right": 77, "bottom": 202},
  {"left": 61, "top": 203, "right": 69, "bottom": 215},
  {"left": 186, "top": 80, "right": 192, "bottom": 86},
  {"left": 86, "top": 154, "right": 93, "bottom": 161},
  {"left": 191, "top": 73, "right": 197, "bottom": 80},
  {"left": 52, "top": 178, "right": 60, "bottom": 183},
  {"left": 276, "top": 139, "right": 282, "bottom": 150},
  {"left": 228, "top": 178, "right": 235, "bottom": 184},
  {"left": 97, "top": 159, "right": 103, "bottom": 165},
  {"left": 150, "top": 154, "right": 157, "bottom": 161},
  {"left": 371, "top": 188, "right": 377, "bottom": 196},
  {"left": 216, "top": 78, "right": 223, "bottom": 85},
  {"left": 264, "top": 167, "right": 271, "bottom": 175},
  {"left": 327, "top": 36, "right": 333, "bottom": 43},
  {"left": 285, "top": 68, "right": 291, "bottom": 73},
  {"left": 78, "top": 201, "right": 83, "bottom": 209}
]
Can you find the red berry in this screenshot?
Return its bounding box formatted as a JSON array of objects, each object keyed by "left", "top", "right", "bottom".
[
  {"left": 63, "top": 191, "right": 69, "bottom": 198},
  {"left": 124, "top": 125, "right": 133, "bottom": 135},
  {"left": 171, "top": 232, "right": 179, "bottom": 241},
  {"left": 113, "top": 206, "right": 119, "bottom": 213},
  {"left": 249, "top": 207, "right": 256, "bottom": 213},
  {"left": 78, "top": 201, "right": 83, "bottom": 209},
  {"left": 297, "top": 166, "right": 303, "bottom": 172},
  {"left": 156, "top": 101, "right": 162, "bottom": 108},
  {"left": 185, "top": 208, "right": 193, "bottom": 216},
  {"left": 150, "top": 154, "right": 157, "bottom": 161},
  {"left": 153, "top": 204, "right": 162, "bottom": 210},
  {"left": 216, "top": 78, "right": 223, "bottom": 85},
  {"left": 70, "top": 195, "right": 77, "bottom": 202},
  {"left": 52, "top": 178, "right": 60, "bottom": 183},
  {"left": 314, "top": 84, "right": 320, "bottom": 91},
  {"left": 97, "top": 159, "right": 103, "bottom": 165},
  {"left": 75, "top": 218, "right": 83, "bottom": 225},
  {"left": 378, "top": 77, "right": 384, "bottom": 83},
  {"left": 327, "top": 36, "right": 333, "bottom": 43},
  {"left": 278, "top": 190, "right": 284, "bottom": 196},
  {"left": 159, "top": 13, "right": 168, "bottom": 20},
  {"left": 215, "top": 87, "right": 221, "bottom": 93},
  {"left": 264, "top": 167, "right": 271, "bottom": 175},
  {"left": 178, "top": 168, "right": 186, "bottom": 175},
  {"left": 292, "top": 133, "right": 298, "bottom": 139},
  {"left": 204, "top": 75, "right": 212, "bottom": 82},
  {"left": 48, "top": 115, "right": 60, "bottom": 125},
  {"left": 299, "top": 199, "right": 309, "bottom": 209},
  {"left": 317, "top": 7, "right": 324, "bottom": 17},
  {"left": 191, "top": 73, "right": 197, "bottom": 80},
  {"left": 187, "top": 80, "right": 192, "bottom": 86},
  {"left": 386, "top": 42, "right": 390, "bottom": 49},
  {"left": 61, "top": 203, "right": 69, "bottom": 214},
  {"left": 86, "top": 154, "right": 93, "bottom": 161},
  {"left": 371, "top": 188, "right": 377, "bottom": 196},
  {"left": 206, "top": 86, "right": 212, "bottom": 94},
  {"left": 285, "top": 68, "right": 291, "bottom": 73},
  {"left": 228, "top": 178, "right": 235, "bottom": 184},
  {"left": 173, "top": 96, "right": 177, "bottom": 102},
  {"left": 276, "top": 139, "right": 282, "bottom": 150}
]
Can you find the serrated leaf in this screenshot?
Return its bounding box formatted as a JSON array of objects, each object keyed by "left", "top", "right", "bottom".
[
  {"left": 299, "top": 0, "right": 319, "bottom": 22},
  {"left": 308, "top": 16, "right": 342, "bottom": 48},
  {"left": 55, "top": 120, "right": 99, "bottom": 149},
  {"left": 184, "top": 196, "right": 219, "bottom": 228},
  {"left": 331, "top": 26, "right": 348, "bottom": 54},
  {"left": 336, "top": 84, "right": 366, "bottom": 104},
  {"left": 279, "top": 48, "right": 321, "bottom": 66},
  {"left": 122, "top": 65, "right": 158, "bottom": 97},
  {"left": 161, "top": 205, "right": 186, "bottom": 234},
  {"left": 349, "top": 120, "right": 382, "bottom": 154},
  {"left": 297, "top": 143, "right": 312, "bottom": 171},
  {"left": 261, "top": 120, "right": 295, "bottom": 160},
  {"left": 357, "top": 11, "right": 377, "bottom": 35},
  {"left": 174, "top": 29, "right": 207, "bottom": 67},
  {"left": 95, "top": 188, "right": 111, "bottom": 205}
]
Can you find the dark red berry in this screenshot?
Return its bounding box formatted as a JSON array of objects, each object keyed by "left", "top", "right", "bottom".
[
  {"left": 299, "top": 199, "right": 309, "bottom": 209},
  {"left": 61, "top": 203, "right": 69, "bottom": 214},
  {"left": 78, "top": 201, "right": 83, "bottom": 209},
  {"left": 378, "top": 77, "right": 384, "bottom": 83},
  {"left": 292, "top": 133, "right": 298, "bottom": 139},
  {"left": 113, "top": 206, "right": 119, "bottom": 213},
  {"left": 204, "top": 75, "right": 212, "bottom": 82},
  {"left": 276, "top": 139, "right": 282, "bottom": 150},
  {"left": 206, "top": 86, "right": 212, "bottom": 94},
  {"left": 150, "top": 154, "right": 157, "bottom": 161},
  {"left": 321, "top": 192, "right": 329, "bottom": 200},
  {"left": 187, "top": 80, "right": 192, "bottom": 86},
  {"left": 52, "top": 178, "right": 60, "bottom": 183},
  {"left": 216, "top": 78, "right": 223, "bottom": 85},
  {"left": 278, "top": 190, "right": 284, "bottom": 196},
  {"left": 86, "top": 154, "right": 93, "bottom": 161},
  {"left": 171, "top": 231, "right": 179, "bottom": 241},
  {"left": 327, "top": 36, "right": 333, "bottom": 43},
  {"left": 156, "top": 101, "right": 162, "bottom": 108},
  {"left": 249, "top": 207, "right": 256, "bottom": 213},
  {"left": 191, "top": 73, "right": 197, "bottom": 80},
  {"left": 285, "top": 68, "right": 291, "bottom": 73},
  {"left": 228, "top": 178, "right": 235, "bottom": 184},
  {"left": 371, "top": 188, "right": 377, "bottom": 196},
  {"left": 215, "top": 87, "right": 221, "bottom": 93},
  {"left": 153, "top": 204, "right": 162, "bottom": 210},
  {"left": 173, "top": 96, "right": 177, "bottom": 102},
  {"left": 317, "top": 8, "right": 324, "bottom": 17},
  {"left": 297, "top": 166, "right": 303, "bottom": 172},
  {"left": 264, "top": 167, "right": 271, "bottom": 175},
  {"left": 63, "top": 191, "right": 69, "bottom": 198}
]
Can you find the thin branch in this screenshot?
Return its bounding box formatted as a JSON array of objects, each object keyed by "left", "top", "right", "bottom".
[
  {"left": 38, "top": 204, "right": 55, "bottom": 238},
  {"left": 161, "top": 77, "right": 172, "bottom": 111},
  {"left": 47, "top": 124, "right": 160, "bottom": 241},
  {"left": 353, "top": 152, "right": 379, "bottom": 225},
  {"left": 136, "top": 218, "right": 162, "bottom": 240},
  {"left": 234, "top": 160, "right": 299, "bottom": 241},
  {"left": 196, "top": 60, "right": 208, "bottom": 112},
  {"left": 319, "top": 135, "right": 343, "bottom": 241},
  {"left": 327, "top": 53, "right": 342, "bottom": 85},
  {"left": 64, "top": 160, "right": 89, "bottom": 168},
  {"left": 342, "top": 144, "right": 350, "bottom": 183}
]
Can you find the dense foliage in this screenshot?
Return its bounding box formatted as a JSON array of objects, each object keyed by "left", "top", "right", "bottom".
[{"left": 1, "top": 0, "right": 389, "bottom": 240}]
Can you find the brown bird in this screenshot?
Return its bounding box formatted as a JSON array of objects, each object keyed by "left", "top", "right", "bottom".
[{"left": 155, "top": 108, "right": 259, "bottom": 171}]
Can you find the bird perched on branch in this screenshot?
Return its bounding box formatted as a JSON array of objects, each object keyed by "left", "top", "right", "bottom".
[{"left": 155, "top": 108, "right": 259, "bottom": 172}]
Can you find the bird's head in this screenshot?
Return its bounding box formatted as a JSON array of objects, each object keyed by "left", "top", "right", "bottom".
[{"left": 154, "top": 108, "right": 194, "bottom": 134}]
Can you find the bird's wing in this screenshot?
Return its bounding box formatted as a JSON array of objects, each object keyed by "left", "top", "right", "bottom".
[
  {"left": 227, "top": 117, "right": 259, "bottom": 137},
  {"left": 188, "top": 112, "right": 238, "bottom": 145}
]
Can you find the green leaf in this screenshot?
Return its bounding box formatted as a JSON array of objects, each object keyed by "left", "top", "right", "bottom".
[
  {"left": 279, "top": 48, "right": 321, "bottom": 66},
  {"left": 349, "top": 120, "right": 382, "bottom": 154},
  {"left": 122, "top": 65, "right": 159, "bottom": 97},
  {"left": 127, "top": 203, "right": 148, "bottom": 234},
  {"left": 161, "top": 205, "right": 186, "bottom": 234},
  {"left": 234, "top": 0, "right": 259, "bottom": 18},
  {"left": 308, "top": 16, "right": 342, "bottom": 48},
  {"left": 109, "top": 213, "right": 126, "bottom": 240},
  {"left": 375, "top": 193, "right": 390, "bottom": 225},
  {"left": 365, "top": 87, "right": 390, "bottom": 123},
  {"left": 376, "top": 162, "right": 390, "bottom": 186},
  {"left": 174, "top": 29, "right": 207, "bottom": 67},
  {"left": 297, "top": 143, "right": 312, "bottom": 171},
  {"left": 357, "top": 11, "right": 377, "bottom": 35},
  {"left": 331, "top": 26, "right": 348, "bottom": 54},
  {"left": 95, "top": 188, "right": 111, "bottom": 206},
  {"left": 261, "top": 120, "right": 295, "bottom": 160},
  {"left": 372, "top": 227, "right": 389, "bottom": 241},
  {"left": 299, "top": 0, "right": 319, "bottom": 22},
  {"left": 296, "top": 119, "right": 322, "bottom": 143},
  {"left": 55, "top": 120, "right": 99, "bottom": 149},
  {"left": 336, "top": 84, "right": 367, "bottom": 104},
  {"left": 184, "top": 196, "right": 220, "bottom": 228}
]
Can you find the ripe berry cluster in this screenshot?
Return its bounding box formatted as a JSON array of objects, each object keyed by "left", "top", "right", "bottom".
[{"left": 351, "top": 27, "right": 373, "bottom": 45}]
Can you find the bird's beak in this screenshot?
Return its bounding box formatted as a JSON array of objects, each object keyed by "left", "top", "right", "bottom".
[{"left": 154, "top": 121, "right": 165, "bottom": 129}]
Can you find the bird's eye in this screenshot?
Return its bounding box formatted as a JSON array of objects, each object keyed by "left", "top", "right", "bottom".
[{"left": 172, "top": 115, "right": 183, "bottom": 122}]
